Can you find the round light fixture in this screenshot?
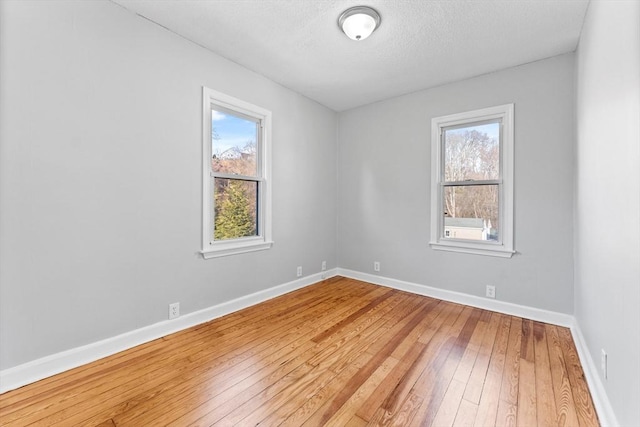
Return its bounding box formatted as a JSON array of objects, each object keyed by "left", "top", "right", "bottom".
[{"left": 338, "top": 6, "right": 381, "bottom": 41}]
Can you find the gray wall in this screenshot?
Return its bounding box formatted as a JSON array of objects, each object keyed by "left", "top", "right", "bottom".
[
  {"left": 575, "top": 1, "right": 640, "bottom": 425},
  {"left": 337, "top": 54, "right": 576, "bottom": 314},
  {"left": 0, "top": 1, "right": 337, "bottom": 370}
]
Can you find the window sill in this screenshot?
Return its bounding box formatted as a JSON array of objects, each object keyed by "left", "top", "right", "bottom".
[
  {"left": 201, "top": 240, "right": 274, "bottom": 259},
  {"left": 429, "top": 241, "right": 514, "bottom": 258}
]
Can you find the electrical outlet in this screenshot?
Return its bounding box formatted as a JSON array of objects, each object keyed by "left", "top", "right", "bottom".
[
  {"left": 169, "top": 302, "right": 180, "bottom": 320},
  {"left": 601, "top": 349, "right": 608, "bottom": 379},
  {"left": 486, "top": 285, "right": 496, "bottom": 298},
  {"left": 374, "top": 261, "right": 380, "bottom": 272},
  {"left": 297, "top": 266, "right": 302, "bottom": 277},
  {"left": 321, "top": 260, "right": 327, "bottom": 271}
]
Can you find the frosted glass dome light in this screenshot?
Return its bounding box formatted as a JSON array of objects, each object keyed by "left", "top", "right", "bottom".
[{"left": 338, "top": 6, "right": 381, "bottom": 41}]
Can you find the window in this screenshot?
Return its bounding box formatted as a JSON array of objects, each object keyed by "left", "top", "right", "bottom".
[
  {"left": 201, "top": 87, "right": 272, "bottom": 259},
  {"left": 430, "top": 104, "right": 514, "bottom": 257}
]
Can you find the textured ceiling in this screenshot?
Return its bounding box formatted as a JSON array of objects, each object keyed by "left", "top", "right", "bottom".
[{"left": 111, "top": 0, "right": 589, "bottom": 111}]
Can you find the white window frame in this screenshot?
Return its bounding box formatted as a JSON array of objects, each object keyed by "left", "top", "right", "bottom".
[
  {"left": 201, "top": 87, "right": 273, "bottom": 259},
  {"left": 430, "top": 104, "right": 514, "bottom": 258}
]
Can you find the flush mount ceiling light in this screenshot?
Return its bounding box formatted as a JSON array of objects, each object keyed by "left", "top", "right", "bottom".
[{"left": 338, "top": 6, "right": 381, "bottom": 41}]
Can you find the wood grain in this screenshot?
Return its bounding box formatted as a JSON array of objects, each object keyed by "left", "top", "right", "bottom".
[
  {"left": 0, "top": 277, "right": 599, "bottom": 426},
  {"left": 533, "top": 321, "right": 557, "bottom": 426},
  {"left": 546, "top": 323, "right": 580, "bottom": 426}
]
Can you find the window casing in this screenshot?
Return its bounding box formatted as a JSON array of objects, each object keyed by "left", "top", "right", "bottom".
[
  {"left": 201, "top": 87, "right": 272, "bottom": 259},
  {"left": 430, "top": 104, "right": 514, "bottom": 257}
]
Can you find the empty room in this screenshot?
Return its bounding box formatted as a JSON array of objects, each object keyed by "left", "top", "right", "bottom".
[{"left": 0, "top": 0, "right": 638, "bottom": 426}]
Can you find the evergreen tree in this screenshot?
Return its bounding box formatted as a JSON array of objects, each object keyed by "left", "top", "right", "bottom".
[{"left": 214, "top": 180, "right": 256, "bottom": 240}]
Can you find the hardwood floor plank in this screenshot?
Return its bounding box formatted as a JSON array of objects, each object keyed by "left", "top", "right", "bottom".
[
  {"left": 516, "top": 359, "right": 537, "bottom": 426},
  {"left": 431, "top": 378, "right": 467, "bottom": 427},
  {"left": 311, "top": 288, "right": 397, "bottom": 343},
  {"left": 190, "top": 294, "right": 413, "bottom": 427},
  {"left": 85, "top": 281, "right": 377, "bottom": 426},
  {"left": 5, "top": 281, "right": 359, "bottom": 426},
  {"left": 356, "top": 300, "right": 453, "bottom": 423},
  {"left": 0, "top": 278, "right": 600, "bottom": 427},
  {"left": 360, "top": 302, "right": 460, "bottom": 426},
  {"left": 239, "top": 364, "right": 339, "bottom": 426},
  {"left": 248, "top": 294, "right": 419, "bottom": 426},
  {"left": 516, "top": 319, "right": 537, "bottom": 427},
  {"left": 293, "top": 300, "right": 450, "bottom": 427},
  {"left": 53, "top": 297, "right": 349, "bottom": 425},
  {"left": 354, "top": 299, "right": 445, "bottom": 422},
  {"left": 356, "top": 340, "right": 427, "bottom": 421},
  {"left": 473, "top": 314, "right": 511, "bottom": 427},
  {"left": 557, "top": 326, "right": 600, "bottom": 427},
  {"left": 94, "top": 418, "right": 116, "bottom": 427},
  {"left": 306, "top": 292, "right": 409, "bottom": 368},
  {"left": 428, "top": 311, "right": 488, "bottom": 427},
  {"left": 176, "top": 291, "right": 415, "bottom": 427},
  {"left": 385, "top": 391, "right": 424, "bottom": 427},
  {"left": 453, "top": 398, "right": 478, "bottom": 427},
  {"left": 407, "top": 307, "right": 481, "bottom": 427},
  {"left": 545, "top": 324, "right": 580, "bottom": 426},
  {"left": 116, "top": 338, "right": 319, "bottom": 426},
  {"left": 0, "top": 341, "right": 164, "bottom": 417},
  {"left": 2, "top": 345, "right": 194, "bottom": 426},
  {"left": 345, "top": 414, "right": 368, "bottom": 427},
  {"left": 309, "top": 298, "right": 434, "bottom": 425},
  {"left": 495, "top": 316, "right": 522, "bottom": 425},
  {"left": 300, "top": 295, "right": 435, "bottom": 426},
  {"left": 279, "top": 363, "right": 362, "bottom": 427},
  {"left": 375, "top": 305, "right": 465, "bottom": 427},
  {"left": 462, "top": 312, "right": 501, "bottom": 404},
  {"left": 302, "top": 356, "right": 400, "bottom": 427},
  {"left": 453, "top": 316, "right": 488, "bottom": 384},
  {"left": 502, "top": 316, "right": 523, "bottom": 404},
  {"left": 171, "top": 343, "right": 322, "bottom": 426},
  {"left": 143, "top": 290, "right": 388, "bottom": 426},
  {"left": 213, "top": 362, "right": 318, "bottom": 427},
  {"left": 533, "top": 321, "right": 558, "bottom": 426}
]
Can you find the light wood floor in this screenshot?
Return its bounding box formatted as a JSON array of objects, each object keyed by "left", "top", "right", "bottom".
[{"left": 0, "top": 277, "right": 599, "bottom": 426}]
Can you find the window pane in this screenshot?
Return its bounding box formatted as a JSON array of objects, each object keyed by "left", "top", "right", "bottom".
[
  {"left": 444, "top": 121, "right": 499, "bottom": 182},
  {"left": 211, "top": 109, "right": 258, "bottom": 176},
  {"left": 443, "top": 185, "right": 499, "bottom": 241},
  {"left": 214, "top": 178, "right": 258, "bottom": 241}
]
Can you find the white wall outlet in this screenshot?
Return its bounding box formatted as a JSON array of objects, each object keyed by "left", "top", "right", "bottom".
[
  {"left": 169, "top": 302, "right": 180, "bottom": 319},
  {"left": 321, "top": 260, "right": 327, "bottom": 271},
  {"left": 486, "top": 285, "right": 496, "bottom": 298},
  {"left": 601, "top": 349, "right": 608, "bottom": 379},
  {"left": 297, "top": 266, "right": 302, "bottom": 277},
  {"left": 374, "top": 261, "right": 380, "bottom": 272}
]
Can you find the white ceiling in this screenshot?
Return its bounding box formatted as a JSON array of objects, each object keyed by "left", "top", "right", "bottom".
[{"left": 111, "top": 0, "right": 589, "bottom": 112}]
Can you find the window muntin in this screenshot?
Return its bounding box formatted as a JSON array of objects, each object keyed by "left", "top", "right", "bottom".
[
  {"left": 430, "top": 104, "right": 514, "bottom": 257},
  {"left": 201, "top": 88, "right": 272, "bottom": 259}
]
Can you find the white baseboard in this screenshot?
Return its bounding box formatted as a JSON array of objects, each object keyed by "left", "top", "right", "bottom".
[
  {"left": 570, "top": 321, "right": 619, "bottom": 427},
  {"left": 337, "top": 268, "right": 574, "bottom": 327},
  {"left": 0, "top": 269, "right": 338, "bottom": 394}
]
